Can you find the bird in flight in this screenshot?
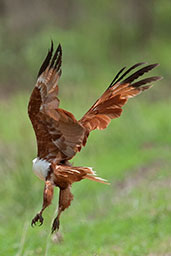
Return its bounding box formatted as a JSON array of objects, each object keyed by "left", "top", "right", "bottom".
[{"left": 28, "top": 41, "right": 161, "bottom": 233}]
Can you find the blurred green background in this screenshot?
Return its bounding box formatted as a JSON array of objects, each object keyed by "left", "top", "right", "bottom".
[{"left": 0, "top": 1, "right": 170, "bottom": 255}]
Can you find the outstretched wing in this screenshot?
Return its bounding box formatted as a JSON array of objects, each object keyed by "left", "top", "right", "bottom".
[
  {"left": 28, "top": 42, "right": 85, "bottom": 162},
  {"left": 79, "top": 63, "right": 162, "bottom": 145}
]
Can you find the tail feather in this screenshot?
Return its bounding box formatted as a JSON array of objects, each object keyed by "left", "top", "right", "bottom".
[
  {"left": 54, "top": 165, "right": 109, "bottom": 185},
  {"left": 84, "top": 174, "right": 110, "bottom": 184},
  {"left": 75, "top": 166, "right": 109, "bottom": 184},
  {"left": 81, "top": 166, "right": 109, "bottom": 184}
]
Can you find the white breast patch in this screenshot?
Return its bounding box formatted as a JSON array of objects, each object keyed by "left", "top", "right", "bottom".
[{"left": 32, "top": 158, "right": 50, "bottom": 181}]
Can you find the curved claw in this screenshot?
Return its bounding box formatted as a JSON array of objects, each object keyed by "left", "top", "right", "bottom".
[
  {"left": 51, "top": 217, "right": 60, "bottom": 233},
  {"left": 31, "top": 213, "right": 44, "bottom": 227}
]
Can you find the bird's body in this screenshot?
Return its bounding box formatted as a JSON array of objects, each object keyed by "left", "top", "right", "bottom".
[{"left": 28, "top": 41, "right": 161, "bottom": 233}]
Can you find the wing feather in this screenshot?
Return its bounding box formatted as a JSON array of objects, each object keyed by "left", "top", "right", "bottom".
[
  {"left": 28, "top": 44, "right": 162, "bottom": 159},
  {"left": 79, "top": 63, "right": 162, "bottom": 137},
  {"left": 28, "top": 42, "right": 85, "bottom": 162}
]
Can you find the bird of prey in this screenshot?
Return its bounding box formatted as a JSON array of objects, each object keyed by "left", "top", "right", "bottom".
[{"left": 28, "top": 41, "right": 161, "bottom": 233}]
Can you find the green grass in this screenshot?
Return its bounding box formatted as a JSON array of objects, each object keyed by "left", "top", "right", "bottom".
[{"left": 0, "top": 90, "right": 170, "bottom": 256}]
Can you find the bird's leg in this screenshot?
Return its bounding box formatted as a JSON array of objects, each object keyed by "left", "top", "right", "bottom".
[
  {"left": 51, "top": 185, "right": 73, "bottom": 233},
  {"left": 31, "top": 180, "right": 54, "bottom": 227}
]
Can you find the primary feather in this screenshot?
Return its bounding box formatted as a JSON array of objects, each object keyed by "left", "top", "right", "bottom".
[{"left": 79, "top": 63, "right": 162, "bottom": 133}]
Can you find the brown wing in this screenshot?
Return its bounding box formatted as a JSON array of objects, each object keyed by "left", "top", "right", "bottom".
[
  {"left": 28, "top": 42, "right": 85, "bottom": 162},
  {"left": 79, "top": 63, "right": 162, "bottom": 145}
]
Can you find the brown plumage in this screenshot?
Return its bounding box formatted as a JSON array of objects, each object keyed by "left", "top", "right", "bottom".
[{"left": 28, "top": 41, "right": 162, "bottom": 233}]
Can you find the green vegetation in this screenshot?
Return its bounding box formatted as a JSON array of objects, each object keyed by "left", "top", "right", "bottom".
[
  {"left": 0, "top": 0, "right": 170, "bottom": 255},
  {"left": 0, "top": 92, "right": 170, "bottom": 256}
]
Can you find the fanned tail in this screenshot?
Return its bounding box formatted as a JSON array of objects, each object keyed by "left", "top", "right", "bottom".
[
  {"left": 72, "top": 166, "right": 110, "bottom": 185},
  {"left": 54, "top": 165, "right": 109, "bottom": 185}
]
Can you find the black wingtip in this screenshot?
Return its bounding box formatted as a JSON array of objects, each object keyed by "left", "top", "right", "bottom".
[
  {"left": 108, "top": 66, "right": 126, "bottom": 89},
  {"left": 151, "top": 63, "right": 159, "bottom": 68},
  {"left": 50, "top": 40, "right": 54, "bottom": 53},
  {"left": 37, "top": 41, "right": 63, "bottom": 78},
  {"left": 49, "top": 43, "right": 62, "bottom": 71},
  {"left": 54, "top": 44, "right": 62, "bottom": 71},
  {"left": 37, "top": 40, "right": 54, "bottom": 78},
  {"left": 132, "top": 76, "right": 163, "bottom": 88},
  {"left": 108, "top": 62, "right": 147, "bottom": 89},
  {"left": 107, "top": 62, "right": 161, "bottom": 90},
  {"left": 145, "top": 63, "right": 159, "bottom": 70},
  {"left": 115, "top": 62, "right": 147, "bottom": 85},
  {"left": 56, "top": 43, "right": 62, "bottom": 60},
  {"left": 121, "top": 63, "right": 161, "bottom": 85},
  {"left": 57, "top": 43, "right": 62, "bottom": 53}
]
